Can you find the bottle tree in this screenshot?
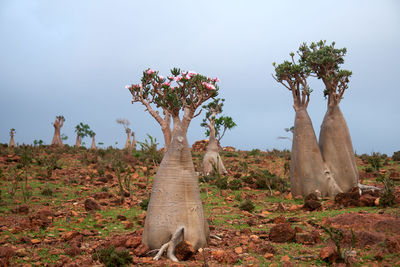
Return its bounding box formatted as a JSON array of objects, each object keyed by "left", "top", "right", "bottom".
[
  {"left": 51, "top": 116, "right": 65, "bottom": 146},
  {"left": 116, "top": 119, "right": 132, "bottom": 149},
  {"left": 273, "top": 52, "right": 341, "bottom": 198},
  {"left": 200, "top": 98, "right": 236, "bottom": 175},
  {"left": 131, "top": 131, "right": 136, "bottom": 150},
  {"left": 299, "top": 41, "right": 358, "bottom": 192},
  {"left": 74, "top": 122, "right": 90, "bottom": 147},
  {"left": 9, "top": 128, "right": 16, "bottom": 148},
  {"left": 89, "top": 130, "right": 96, "bottom": 150},
  {"left": 126, "top": 68, "right": 219, "bottom": 261},
  {"left": 127, "top": 71, "right": 172, "bottom": 151}
]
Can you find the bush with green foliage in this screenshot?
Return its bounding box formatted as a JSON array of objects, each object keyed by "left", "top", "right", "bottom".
[
  {"left": 137, "top": 134, "right": 163, "bottom": 166},
  {"left": 92, "top": 246, "right": 132, "bottom": 267},
  {"left": 368, "top": 152, "right": 383, "bottom": 172},
  {"left": 140, "top": 197, "right": 150, "bottom": 211},
  {"left": 392, "top": 151, "right": 400, "bottom": 161},
  {"left": 239, "top": 199, "right": 255, "bottom": 212},
  {"left": 215, "top": 176, "right": 228, "bottom": 190},
  {"left": 378, "top": 175, "right": 395, "bottom": 207},
  {"left": 228, "top": 178, "right": 242, "bottom": 190}
]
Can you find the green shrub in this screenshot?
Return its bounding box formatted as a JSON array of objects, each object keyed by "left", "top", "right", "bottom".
[
  {"left": 92, "top": 246, "right": 132, "bottom": 267},
  {"left": 215, "top": 177, "right": 228, "bottom": 190},
  {"left": 228, "top": 178, "right": 242, "bottom": 190},
  {"left": 239, "top": 200, "right": 255, "bottom": 212},
  {"left": 392, "top": 151, "right": 400, "bottom": 161},
  {"left": 378, "top": 175, "right": 395, "bottom": 207},
  {"left": 41, "top": 188, "right": 53, "bottom": 196},
  {"left": 140, "top": 197, "right": 150, "bottom": 211},
  {"left": 249, "top": 149, "right": 261, "bottom": 156}
]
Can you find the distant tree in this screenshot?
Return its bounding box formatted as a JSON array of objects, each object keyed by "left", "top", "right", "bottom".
[
  {"left": 116, "top": 119, "right": 132, "bottom": 149},
  {"left": 74, "top": 122, "right": 91, "bottom": 147},
  {"left": 33, "top": 139, "right": 44, "bottom": 146},
  {"left": 200, "top": 98, "right": 236, "bottom": 175},
  {"left": 299, "top": 40, "right": 358, "bottom": 192},
  {"left": 51, "top": 116, "right": 65, "bottom": 146},
  {"left": 88, "top": 130, "right": 96, "bottom": 150},
  {"left": 131, "top": 131, "right": 136, "bottom": 150},
  {"left": 9, "top": 128, "right": 16, "bottom": 148}
]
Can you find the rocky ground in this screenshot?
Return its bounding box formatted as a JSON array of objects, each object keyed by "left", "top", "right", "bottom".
[{"left": 0, "top": 145, "right": 399, "bottom": 266}]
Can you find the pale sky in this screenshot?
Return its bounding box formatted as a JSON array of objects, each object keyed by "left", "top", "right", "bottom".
[{"left": 0, "top": 0, "right": 399, "bottom": 154}]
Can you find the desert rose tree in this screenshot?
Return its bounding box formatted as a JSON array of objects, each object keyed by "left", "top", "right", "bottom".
[
  {"left": 9, "top": 128, "right": 16, "bottom": 148},
  {"left": 74, "top": 122, "right": 90, "bottom": 147},
  {"left": 126, "top": 68, "right": 219, "bottom": 261},
  {"left": 273, "top": 53, "right": 341, "bottom": 198},
  {"left": 116, "top": 119, "right": 132, "bottom": 149},
  {"left": 89, "top": 130, "right": 96, "bottom": 150},
  {"left": 299, "top": 41, "right": 358, "bottom": 192},
  {"left": 201, "top": 98, "right": 236, "bottom": 175},
  {"left": 51, "top": 116, "right": 65, "bottom": 146},
  {"left": 127, "top": 74, "right": 172, "bottom": 151}
]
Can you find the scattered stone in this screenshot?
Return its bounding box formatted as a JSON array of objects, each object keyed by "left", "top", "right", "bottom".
[
  {"left": 359, "top": 194, "right": 377, "bottom": 207},
  {"left": 64, "top": 245, "right": 82, "bottom": 257},
  {"left": 269, "top": 223, "right": 295, "bottom": 243},
  {"left": 335, "top": 187, "right": 360, "bottom": 207},
  {"left": 12, "top": 205, "right": 29, "bottom": 214},
  {"left": 84, "top": 198, "right": 101, "bottom": 211},
  {"left": 264, "top": 253, "right": 274, "bottom": 259},
  {"left": 117, "top": 215, "right": 127, "bottom": 221},
  {"left": 133, "top": 243, "right": 149, "bottom": 257},
  {"left": 234, "top": 247, "right": 243, "bottom": 254},
  {"left": 320, "top": 245, "right": 338, "bottom": 262},
  {"left": 295, "top": 232, "right": 320, "bottom": 245},
  {"left": 125, "top": 236, "right": 141, "bottom": 248},
  {"left": 175, "top": 241, "right": 195, "bottom": 261},
  {"left": 303, "top": 199, "right": 321, "bottom": 211},
  {"left": 62, "top": 231, "right": 80, "bottom": 241},
  {"left": 211, "top": 249, "right": 238, "bottom": 264},
  {"left": 31, "top": 238, "right": 41, "bottom": 244}
]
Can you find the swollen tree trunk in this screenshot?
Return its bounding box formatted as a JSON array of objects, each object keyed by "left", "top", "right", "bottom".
[
  {"left": 9, "top": 135, "right": 15, "bottom": 148},
  {"left": 90, "top": 135, "right": 96, "bottom": 150},
  {"left": 319, "top": 104, "right": 358, "bottom": 192},
  {"left": 291, "top": 108, "right": 342, "bottom": 198},
  {"left": 143, "top": 116, "right": 209, "bottom": 253},
  {"left": 162, "top": 125, "right": 172, "bottom": 152},
  {"left": 125, "top": 131, "right": 131, "bottom": 149},
  {"left": 131, "top": 132, "right": 136, "bottom": 150},
  {"left": 51, "top": 121, "right": 63, "bottom": 146},
  {"left": 75, "top": 135, "right": 81, "bottom": 147},
  {"left": 202, "top": 119, "right": 226, "bottom": 175}
]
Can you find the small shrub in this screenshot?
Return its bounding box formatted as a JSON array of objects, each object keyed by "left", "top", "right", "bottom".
[
  {"left": 392, "top": 151, "right": 400, "bottom": 161},
  {"left": 249, "top": 149, "right": 261, "bottom": 156},
  {"left": 201, "top": 175, "right": 215, "bottom": 183},
  {"left": 101, "top": 186, "right": 109, "bottom": 192},
  {"left": 228, "top": 178, "right": 242, "bottom": 190},
  {"left": 368, "top": 152, "right": 383, "bottom": 171},
  {"left": 239, "top": 199, "right": 255, "bottom": 212},
  {"left": 41, "top": 188, "right": 53, "bottom": 196},
  {"left": 92, "top": 246, "right": 132, "bottom": 267},
  {"left": 365, "top": 167, "right": 373, "bottom": 173},
  {"left": 140, "top": 197, "right": 150, "bottom": 211},
  {"left": 378, "top": 175, "right": 395, "bottom": 207},
  {"left": 215, "top": 177, "right": 228, "bottom": 190}
]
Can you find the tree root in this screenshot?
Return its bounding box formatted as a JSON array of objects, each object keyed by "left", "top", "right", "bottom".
[
  {"left": 210, "top": 234, "right": 222, "bottom": 240},
  {"left": 358, "top": 183, "right": 382, "bottom": 193},
  {"left": 153, "top": 226, "right": 185, "bottom": 262}
]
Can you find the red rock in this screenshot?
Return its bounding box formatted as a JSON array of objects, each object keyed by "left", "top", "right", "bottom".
[
  {"left": 303, "top": 199, "right": 321, "bottom": 211},
  {"left": 295, "top": 232, "right": 320, "bottom": 245},
  {"left": 125, "top": 236, "right": 141, "bottom": 248},
  {"left": 359, "top": 194, "right": 377, "bottom": 207},
  {"left": 133, "top": 243, "right": 149, "bottom": 256},
  {"left": 84, "top": 198, "right": 101, "bottom": 211},
  {"left": 269, "top": 223, "right": 295, "bottom": 243},
  {"left": 320, "top": 245, "right": 338, "bottom": 262},
  {"left": 64, "top": 245, "right": 82, "bottom": 257},
  {"left": 175, "top": 241, "right": 195, "bottom": 261}
]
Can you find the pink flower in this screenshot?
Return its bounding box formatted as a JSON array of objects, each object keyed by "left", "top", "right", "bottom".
[
  {"left": 185, "top": 75, "right": 190, "bottom": 79},
  {"left": 159, "top": 75, "right": 164, "bottom": 80},
  {"left": 188, "top": 71, "right": 197, "bottom": 77},
  {"left": 176, "top": 76, "right": 182, "bottom": 81},
  {"left": 214, "top": 77, "right": 220, "bottom": 82},
  {"left": 146, "top": 69, "right": 154, "bottom": 75},
  {"left": 202, "top": 82, "right": 216, "bottom": 90},
  {"left": 168, "top": 76, "right": 174, "bottom": 80},
  {"left": 162, "top": 82, "right": 171, "bottom": 86},
  {"left": 125, "top": 85, "right": 131, "bottom": 89}
]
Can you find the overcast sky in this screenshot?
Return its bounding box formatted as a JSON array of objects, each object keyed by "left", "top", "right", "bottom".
[{"left": 0, "top": 0, "right": 399, "bottom": 154}]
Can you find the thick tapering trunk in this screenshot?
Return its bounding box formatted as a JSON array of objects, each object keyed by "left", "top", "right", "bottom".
[
  {"left": 291, "top": 109, "right": 341, "bottom": 198},
  {"left": 51, "top": 126, "right": 63, "bottom": 146},
  {"left": 75, "top": 135, "right": 81, "bottom": 147},
  {"left": 143, "top": 116, "right": 209, "bottom": 252},
  {"left": 9, "top": 136, "right": 15, "bottom": 148},
  {"left": 131, "top": 133, "right": 136, "bottom": 150},
  {"left": 90, "top": 136, "right": 96, "bottom": 150},
  {"left": 125, "top": 132, "right": 131, "bottom": 149},
  {"left": 319, "top": 104, "right": 358, "bottom": 192},
  {"left": 202, "top": 122, "right": 226, "bottom": 175}
]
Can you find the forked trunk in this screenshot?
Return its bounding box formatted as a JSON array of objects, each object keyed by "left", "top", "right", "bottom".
[
  {"left": 202, "top": 122, "right": 226, "bottom": 175},
  {"left": 125, "top": 132, "right": 131, "bottom": 149},
  {"left": 75, "top": 135, "right": 81, "bottom": 147},
  {"left": 143, "top": 116, "right": 209, "bottom": 251},
  {"left": 162, "top": 126, "right": 172, "bottom": 152},
  {"left": 90, "top": 136, "right": 96, "bottom": 150},
  {"left": 291, "top": 108, "right": 341, "bottom": 197},
  {"left": 319, "top": 104, "right": 358, "bottom": 192},
  {"left": 9, "top": 136, "right": 15, "bottom": 148},
  {"left": 51, "top": 126, "right": 63, "bottom": 146}
]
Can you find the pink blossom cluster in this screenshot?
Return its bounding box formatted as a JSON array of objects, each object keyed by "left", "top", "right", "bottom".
[
  {"left": 202, "top": 82, "right": 216, "bottom": 90},
  {"left": 146, "top": 69, "right": 155, "bottom": 75},
  {"left": 210, "top": 77, "right": 220, "bottom": 82}
]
